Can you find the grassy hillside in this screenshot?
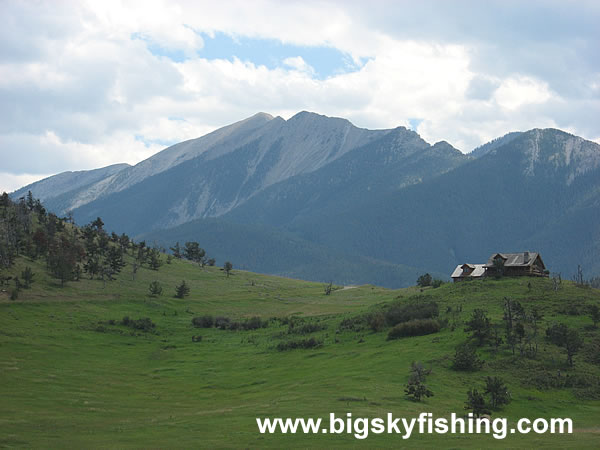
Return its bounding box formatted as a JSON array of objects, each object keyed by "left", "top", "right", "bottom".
[{"left": 1, "top": 249, "right": 600, "bottom": 448}]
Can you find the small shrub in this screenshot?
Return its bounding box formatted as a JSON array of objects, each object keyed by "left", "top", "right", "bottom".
[
  {"left": 242, "top": 316, "right": 266, "bottom": 330},
  {"left": 121, "top": 316, "right": 155, "bottom": 332},
  {"left": 192, "top": 315, "right": 214, "bottom": 328},
  {"left": 288, "top": 322, "right": 325, "bottom": 335},
  {"left": 276, "top": 337, "right": 322, "bottom": 351},
  {"left": 387, "top": 319, "right": 440, "bottom": 340},
  {"left": 215, "top": 316, "right": 231, "bottom": 329},
  {"left": 148, "top": 280, "right": 163, "bottom": 297},
  {"left": 367, "top": 312, "right": 386, "bottom": 332},
  {"left": 10, "top": 288, "right": 19, "bottom": 300},
  {"left": 431, "top": 279, "right": 444, "bottom": 289},
  {"left": 339, "top": 315, "right": 369, "bottom": 331},
  {"left": 452, "top": 343, "right": 483, "bottom": 371}
]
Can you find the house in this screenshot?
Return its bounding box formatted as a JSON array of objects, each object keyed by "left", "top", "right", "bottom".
[
  {"left": 484, "top": 252, "right": 548, "bottom": 277},
  {"left": 451, "top": 251, "right": 548, "bottom": 281},
  {"left": 451, "top": 263, "right": 486, "bottom": 282}
]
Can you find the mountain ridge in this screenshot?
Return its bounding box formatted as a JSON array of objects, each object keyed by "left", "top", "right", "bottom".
[{"left": 9, "top": 113, "right": 600, "bottom": 287}]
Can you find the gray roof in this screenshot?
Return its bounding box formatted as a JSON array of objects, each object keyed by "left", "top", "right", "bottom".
[
  {"left": 451, "top": 263, "right": 486, "bottom": 278},
  {"left": 484, "top": 252, "right": 543, "bottom": 268}
]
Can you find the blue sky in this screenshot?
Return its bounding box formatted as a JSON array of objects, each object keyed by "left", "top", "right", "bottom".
[{"left": 1, "top": 0, "right": 599, "bottom": 192}]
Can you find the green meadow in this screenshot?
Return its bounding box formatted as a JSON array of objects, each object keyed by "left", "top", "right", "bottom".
[{"left": 1, "top": 254, "right": 600, "bottom": 448}]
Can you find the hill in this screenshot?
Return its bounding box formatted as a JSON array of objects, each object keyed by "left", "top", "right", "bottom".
[{"left": 1, "top": 196, "right": 600, "bottom": 448}]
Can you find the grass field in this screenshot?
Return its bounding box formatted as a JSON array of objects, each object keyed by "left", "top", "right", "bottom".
[{"left": 1, "top": 254, "right": 600, "bottom": 448}]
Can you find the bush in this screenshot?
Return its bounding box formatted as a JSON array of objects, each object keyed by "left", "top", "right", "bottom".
[
  {"left": 452, "top": 343, "right": 483, "bottom": 371},
  {"left": 276, "top": 337, "right": 322, "bottom": 351},
  {"left": 339, "top": 315, "right": 369, "bottom": 331},
  {"left": 387, "top": 319, "right": 440, "bottom": 339},
  {"left": 367, "top": 312, "right": 386, "bottom": 332},
  {"left": 215, "top": 316, "right": 231, "bottom": 329},
  {"left": 192, "top": 315, "right": 214, "bottom": 328},
  {"left": 288, "top": 322, "right": 325, "bottom": 335},
  {"left": 431, "top": 279, "right": 444, "bottom": 289},
  {"left": 385, "top": 301, "right": 439, "bottom": 327},
  {"left": 121, "top": 316, "right": 155, "bottom": 332},
  {"left": 242, "top": 316, "right": 266, "bottom": 330}
]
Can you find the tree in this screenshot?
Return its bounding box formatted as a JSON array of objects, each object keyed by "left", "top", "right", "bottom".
[
  {"left": 417, "top": 273, "right": 432, "bottom": 287},
  {"left": 184, "top": 241, "right": 206, "bottom": 266},
  {"left": 565, "top": 329, "right": 583, "bottom": 367},
  {"left": 84, "top": 256, "right": 101, "bottom": 279},
  {"left": 148, "top": 281, "right": 163, "bottom": 297},
  {"left": 464, "top": 309, "right": 492, "bottom": 346},
  {"left": 175, "top": 280, "right": 190, "bottom": 298},
  {"left": 405, "top": 378, "right": 433, "bottom": 402},
  {"left": 464, "top": 388, "right": 490, "bottom": 417},
  {"left": 90, "top": 217, "right": 104, "bottom": 232},
  {"left": 20, "top": 266, "right": 34, "bottom": 289},
  {"left": 404, "top": 361, "right": 433, "bottom": 402},
  {"left": 107, "top": 246, "right": 126, "bottom": 274},
  {"left": 324, "top": 282, "right": 333, "bottom": 295},
  {"left": 148, "top": 248, "right": 162, "bottom": 271},
  {"left": 47, "top": 235, "right": 84, "bottom": 286},
  {"left": 546, "top": 323, "right": 584, "bottom": 366},
  {"left": 170, "top": 242, "right": 182, "bottom": 259},
  {"left": 483, "top": 376, "right": 511, "bottom": 409},
  {"left": 452, "top": 343, "right": 483, "bottom": 371},
  {"left": 589, "top": 304, "right": 600, "bottom": 328},
  {"left": 224, "top": 261, "right": 233, "bottom": 278}
]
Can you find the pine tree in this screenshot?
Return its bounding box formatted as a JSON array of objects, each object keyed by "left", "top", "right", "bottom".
[{"left": 175, "top": 280, "right": 190, "bottom": 298}]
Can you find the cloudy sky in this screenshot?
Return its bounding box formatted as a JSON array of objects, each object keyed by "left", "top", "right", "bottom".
[{"left": 2, "top": 0, "right": 599, "bottom": 193}]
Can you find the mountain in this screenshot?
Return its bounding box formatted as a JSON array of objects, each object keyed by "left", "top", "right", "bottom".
[
  {"left": 469, "top": 131, "right": 522, "bottom": 158},
  {"left": 279, "top": 128, "right": 600, "bottom": 278},
  {"left": 12, "top": 113, "right": 600, "bottom": 287},
  {"left": 12, "top": 163, "right": 130, "bottom": 205}
]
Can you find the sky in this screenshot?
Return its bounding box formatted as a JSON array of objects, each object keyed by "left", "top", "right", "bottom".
[{"left": 1, "top": 0, "right": 599, "bottom": 193}]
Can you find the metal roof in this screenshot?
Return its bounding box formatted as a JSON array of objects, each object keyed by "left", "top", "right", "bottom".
[
  {"left": 484, "top": 252, "right": 541, "bottom": 268},
  {"left": 451, "top": 263, "right": 486, "bottom": 278}
]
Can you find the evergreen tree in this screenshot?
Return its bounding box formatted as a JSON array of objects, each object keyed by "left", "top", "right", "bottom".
[
  {"left": 224, "top": 261, "right": 233, "bottom": 277},
  {"left": 20, "top": 266, "right": 34, "bottom": 289},
  {"left": 170, "top": 242, "right": 182, "bottom": 259},
  {"left": 483, "top": 376, "right": 511, "bottom": 409},
  {"left": 148, "top": 281, "right": 163, "bottom": 297},
  {"left": 175, "top": 280, "right": 190, "bottom": 298},
  {"left": 464, "top": 309, "right": 492, "bottom": 346},
  {"left": 464, "top": 388, "right": 490, "bottom": 417}
]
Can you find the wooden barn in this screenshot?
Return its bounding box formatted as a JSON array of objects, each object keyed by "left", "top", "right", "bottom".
[{"left": 484, "top": 252, "right": 548, "bottom": 277}]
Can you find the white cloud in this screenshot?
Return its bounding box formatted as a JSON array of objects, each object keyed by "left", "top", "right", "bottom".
[
  {"left": 1, "top": 0, "right": 599, "bottom": 188},
  {"left": 494, "top": 76, "right": 552, "bottom": 110}
]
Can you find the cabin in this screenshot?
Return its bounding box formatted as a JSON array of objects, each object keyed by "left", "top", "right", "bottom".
[
  {"left": 484, "top": 252, "right": 548, "bottom": 277},
  {"left": 451, "top": 251, "right": 548, "bottom": 281},
  {"left": 451, "top": 263, "right": 486, "bottom": 282}
]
